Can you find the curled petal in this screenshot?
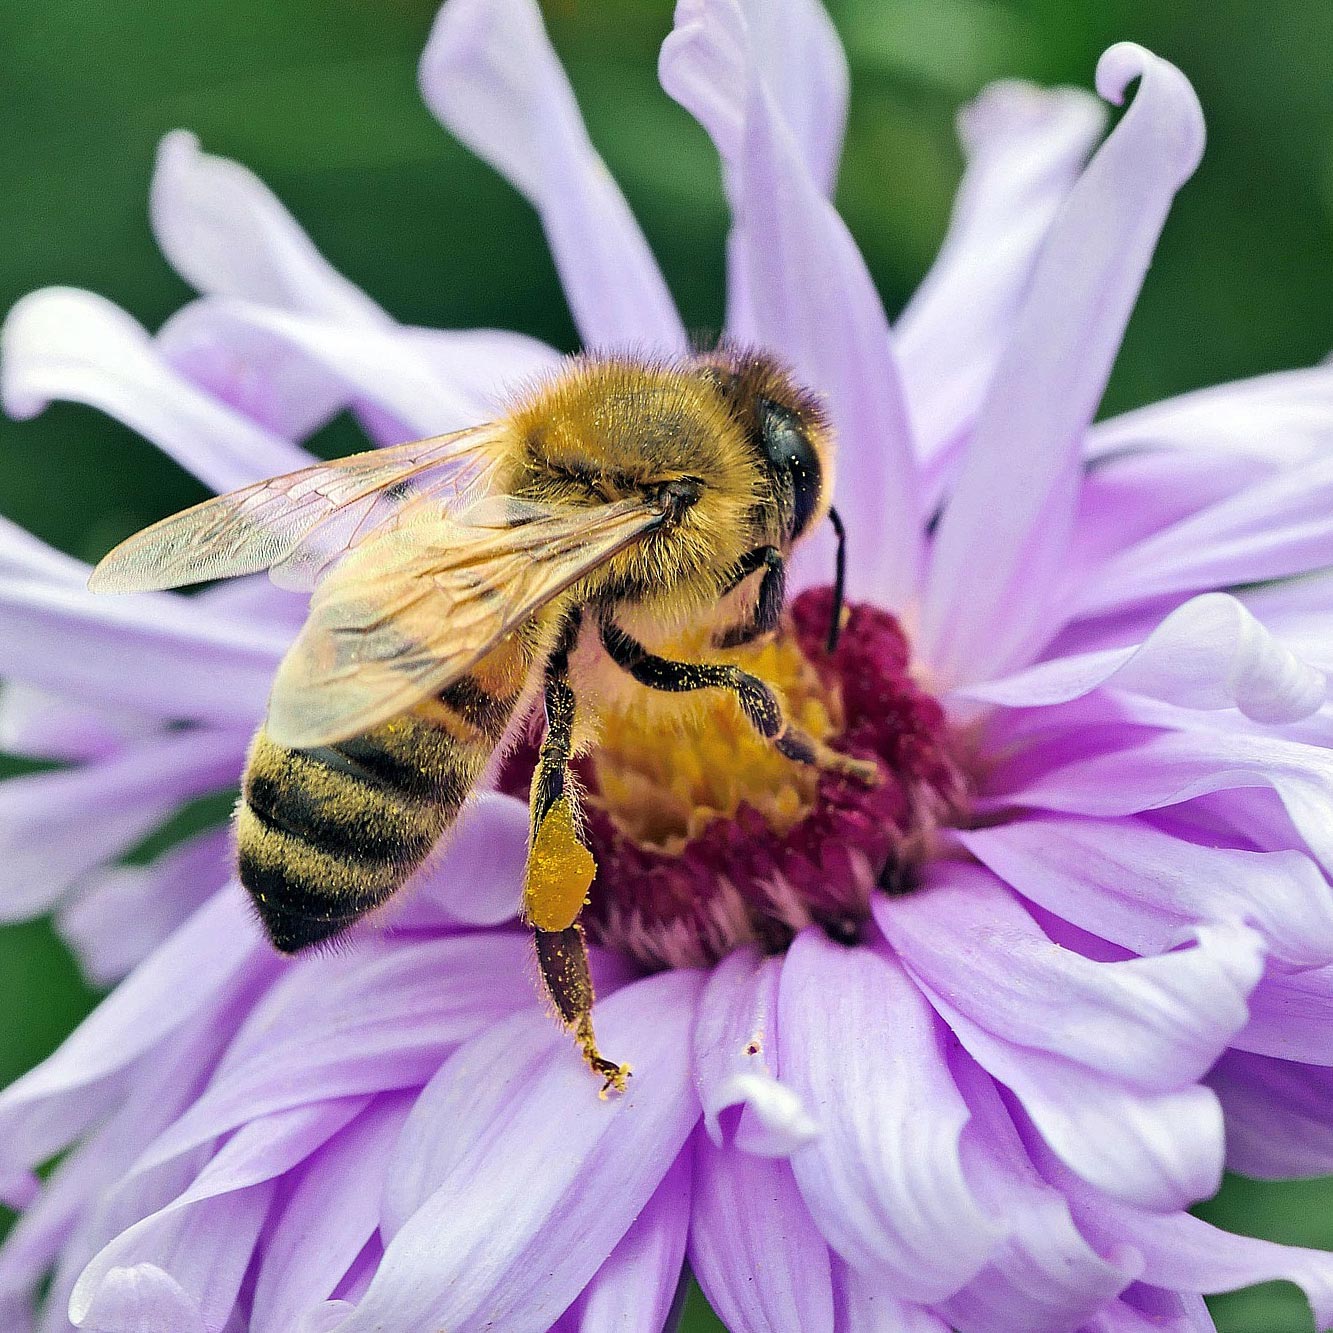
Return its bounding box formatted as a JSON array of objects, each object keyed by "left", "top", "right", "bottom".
[
  {"left": 660, "top": 0, "right": 848, "bottom": 198},
  {"left": 958, "top": 593, "right": 1327, "bottom": 723},
  {"left": 939, "top": 1053, "right": 1141, "bottom": 1332},
  {"left": 898, "top": 81, "right": 1106, "bottom": 479},
  {"left": 692, "top": 946, "right": 817, "bottom": 1156},
  {"left": 921, "top": 44, "right": 1206, "bottom": 686},
  {"left": 1, "top": 288, "right": 312, "bottom": 494},
  {"left": 1051, "top": 1157, "right": 1333, "bottom": 1329},
  {"left": 421, "top": 0, "right": 684, "bottom": 349},
  {"left": 779, "top": 930, "right": 1002, "bottom": 1301},
  {"left": 879, "top": 863, "right": 1264, "bottom": 1094}
]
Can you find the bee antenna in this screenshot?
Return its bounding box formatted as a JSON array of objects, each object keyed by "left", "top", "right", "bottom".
[{"left": 826, "top": 507, "right": 847, "bottom": 654}]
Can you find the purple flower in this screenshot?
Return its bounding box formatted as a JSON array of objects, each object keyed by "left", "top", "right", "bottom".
[{"left": 4, "top": 0, "right": 1333, "bottom": 1329}]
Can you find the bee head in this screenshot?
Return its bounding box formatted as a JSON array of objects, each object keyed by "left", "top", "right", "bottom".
[{"left": 698, "top": 346, "right": 832, "bottom": 545}]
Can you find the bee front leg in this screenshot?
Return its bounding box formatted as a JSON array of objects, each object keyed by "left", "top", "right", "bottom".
[
  {"left": 599, "top": 613, "right": 879, "bottom": 786},
  {"left": 715, "top": 546, "right": 784, "bottom": 648},
  {"left": 525, "top": 609, "right": 630, "bottom": 1095}
]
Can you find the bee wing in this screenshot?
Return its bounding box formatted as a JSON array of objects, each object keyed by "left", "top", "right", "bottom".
[
  {"left": 265, "top": 495, "right": 667, "bottom": 748},
  {"left": 88, "top": 424, "right": 509, "bottom": 594}
]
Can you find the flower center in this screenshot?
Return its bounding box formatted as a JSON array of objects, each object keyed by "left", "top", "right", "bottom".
[{"left": 567, "top": 589, "right": 968, "bottom": 970}]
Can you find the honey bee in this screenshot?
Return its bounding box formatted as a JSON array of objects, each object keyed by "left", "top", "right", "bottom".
[{"left": 91, "top": 347, "right": 871, "bottom": 1091}]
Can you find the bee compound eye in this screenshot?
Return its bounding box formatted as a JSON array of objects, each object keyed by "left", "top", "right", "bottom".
[{"left": 759, "top": 399, "right": 821, "bottom": 538}]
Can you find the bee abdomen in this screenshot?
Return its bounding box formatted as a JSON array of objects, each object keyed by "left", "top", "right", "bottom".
[{"left": 237, "top": 679, "right": 517, "bottom": 953}]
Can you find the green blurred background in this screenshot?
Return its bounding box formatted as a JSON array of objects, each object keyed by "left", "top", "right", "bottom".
[{"left": 1, "top": 0, "right": 1332, "bottom": 1328}]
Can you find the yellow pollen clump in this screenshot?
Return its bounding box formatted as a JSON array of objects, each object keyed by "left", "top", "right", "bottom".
[{"left": 589, "top": 628, "right": 842, "bottom": 853}]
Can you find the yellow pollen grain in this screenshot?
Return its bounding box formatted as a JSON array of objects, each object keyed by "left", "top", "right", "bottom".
[
  {"left": 524, "top": 796, "right": 597, "bottom": 932},
  {"left": 590, "top": 626, "right": 843, "bottom": 852}
]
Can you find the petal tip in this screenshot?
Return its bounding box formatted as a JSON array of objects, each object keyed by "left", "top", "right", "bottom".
[{"left": 1095, "top": 42, "right": 1205, "bottom": 180}]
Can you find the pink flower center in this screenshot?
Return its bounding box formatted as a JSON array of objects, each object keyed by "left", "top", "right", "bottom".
[{"left": 505, "top": 589, "right": 969, "bottom": 970}]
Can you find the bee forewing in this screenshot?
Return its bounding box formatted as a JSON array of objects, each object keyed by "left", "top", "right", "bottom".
[
  {"left": 87, "top": 424, "right": 509, "bottom": 595},
  {"left": 266, "top": 496, "right": 667, "bottom": 749}
]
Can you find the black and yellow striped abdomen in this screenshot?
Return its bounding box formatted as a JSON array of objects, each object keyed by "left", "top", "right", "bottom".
[{"left": 237, "top": 670, "right": 524, "bottom": 952}]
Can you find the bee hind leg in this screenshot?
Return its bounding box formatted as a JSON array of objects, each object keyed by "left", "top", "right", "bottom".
[
  {"left": 533, "top": 924, "right": 630, "bottom": 1096},
  {"left": 524, "top": 609, "right": 630, "bottom": 1095}
]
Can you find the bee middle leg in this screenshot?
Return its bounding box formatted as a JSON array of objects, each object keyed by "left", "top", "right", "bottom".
[
  {"left": 525, "top": 609, "right": 630, "bottom": 1095},
  {"left": 599, "top": 613, "right": 878, "bottom": 784}
]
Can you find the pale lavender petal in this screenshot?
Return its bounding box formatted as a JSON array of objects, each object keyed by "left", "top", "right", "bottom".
[
  {"left": 1, "top": 288, "right": 313, "bottom": 493},
  {"left": 899, "top": 979, "right": 1225, "bottom": 1211},
  {"left": 1209, "top": 1051, "right": 1333, "bottom": 1179},
  {"left": 690, "top": 1130, "right": 833, "bottom": 1333},
  {"left": 1084, "top": 1286, "right": 1215, "bottom": 1332},
  {"left": 662, "top": 0, "right": 921, "bottom": 606},
  {"left": 741, "top": 76, "right": 921, "bottom": 602},
  {"left": 659, "top": 0, "right": 848, "bottom": 197},
  {"left": 342, "top": 971, "right": 703, "bottom": 1333},
  {"left": 957, "top": 592, "right": 1326, "bottom": 724},
  {"left": 151, "top": 131, "right": 384, "bottom": 323},
  {"left": 998, "top": 727, "right": 1333, "bottom": 875},
  {"left": 1239, "top": 965, "right": 1333, "bottom": 1064},
  {"left": 960, "top": 814, "right": 1333, "bottom": 968},
  {"left": 0, "top": 576, "right": 284, "bottom": 725},
  {"left": 159, "top": 299, "right": 491, "bottom": 441},
  {"left": 7, "top": 961, "right": 266, "bottom": 1332},
  {"left": 251, "top": 1095, "right": 412, "bottom": 1333},
  {"left": 1089, "top": 364, "right": 1333, "bottom": 467},
  {"left": 0, "top": 729, "right": 246, "bottom": 918},
  {"left": 938, "top": 1053, "right": 1140, "bottom": 1332},
  {"left": 1076, "top": 452, "right": 1333, "bottom": 616},
  {"left": 74, "top": 1264, "right": 207, "bottom": 1333},
  {"left": 921, "top": 44, "right": 1206, "bottom": 686},
  {"left": 0, "top": 684, "right": 150, "bottom": 763},
  {"left": 778, "top": 930, "right": 1002, "bottom": 1301},
  {"left": 692, "top": 945, "right": 817, "bottom": 1156},
  {"left": 57, "top": 828, "right": 235, "bottom": 986},
  {"left": 897, "top": 82, "right": 1106, "bottom": 478},
  {"left": 1052, "top": 1158, "right": 1333, "bottom": 1328},
  {"left": 384, "top": 792, "right": 527, "bottom": 932},
  {"left": 0, "top": 890, "right": 263, "bottom": 1180},
  {"left": 399, "top": 326, "right": 561, "bottom": 410},
  {"left": 421, "top": 0, "right": 685, "bottom": 349},
  {"left": 1071, "top": 451, "right": 1276, "bottom": 578},
  {"left": 878, "top": 863, "right": 1263, "bottom": 1093},
  {"left": 0, "top": 516, "right": 86, "bottom": 585},
  {"left": 130, "top": 932, "right": 537, "bottom": 1182},
  {"left": 561, "top": 1148, "right": 689, "bottom": 1333},
  {"left": 831, "top": 1260, "right": 950, "bottom": 1333},
  {"left": 72, "top": 1099, "right": 366, "bottom": 1330},
  {"left": 1240, "top": 569, "right": 1333, "bottom": 670}
]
